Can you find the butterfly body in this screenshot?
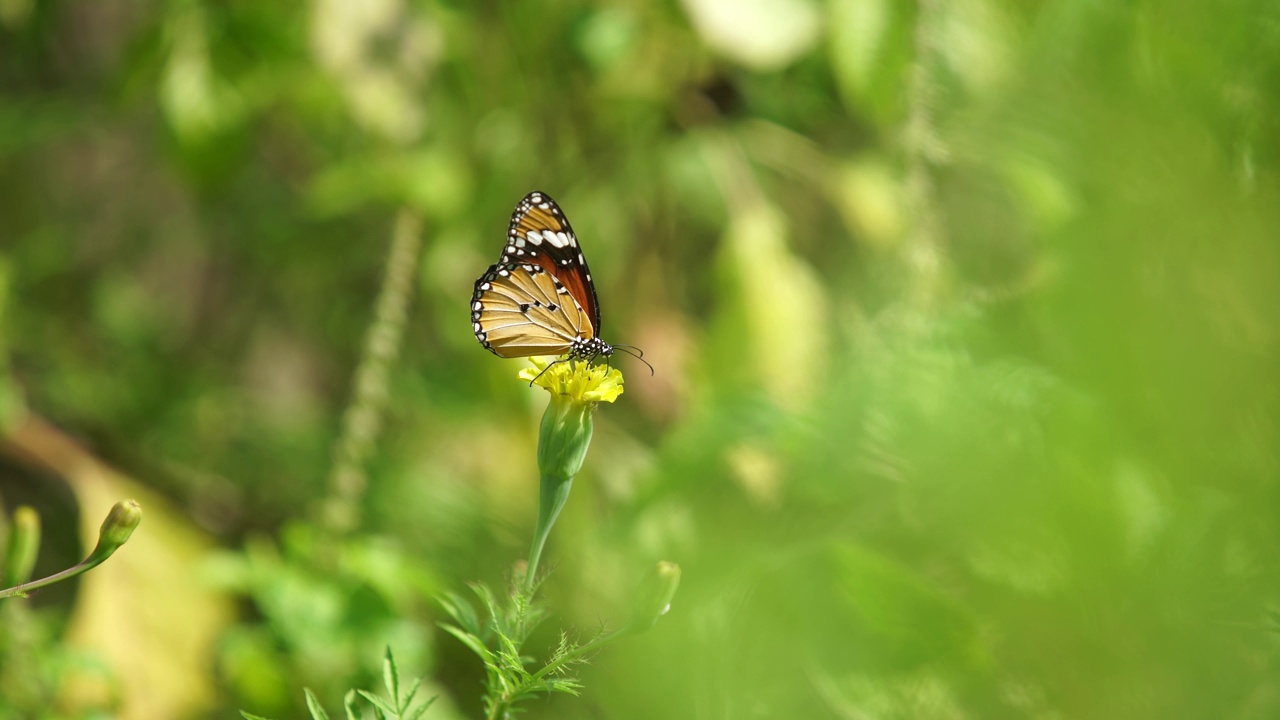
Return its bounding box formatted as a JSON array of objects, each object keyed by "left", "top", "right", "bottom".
[{"left": 471, "top": 192, "right": 615, "bottom": 363}]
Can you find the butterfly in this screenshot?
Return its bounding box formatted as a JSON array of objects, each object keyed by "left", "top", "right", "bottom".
[{"left": 471, "top": 191, "right": 648, "bottom": 374}]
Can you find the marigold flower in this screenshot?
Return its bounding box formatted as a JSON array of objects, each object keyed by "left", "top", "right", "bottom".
[{"left": 518, "top": 358, "right": 624, "bottom": 405}]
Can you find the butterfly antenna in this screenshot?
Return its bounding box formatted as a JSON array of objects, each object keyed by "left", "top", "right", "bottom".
[{"left": 613, "top": 345, "right": 655, "bottom": 376}]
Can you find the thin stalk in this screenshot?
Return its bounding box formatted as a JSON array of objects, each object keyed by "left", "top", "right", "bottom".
[
  {"left": 1, "top": 546, "right": 113, "bottom": 599},
  {"left": 320, "top": 209, "right": 422, "bottom": 535},
  {"left": 901, "top": 0, "right": 949, "bottom": 310},
  {"left": 524, "top": 474, "right": 573, "bottom": 594}
]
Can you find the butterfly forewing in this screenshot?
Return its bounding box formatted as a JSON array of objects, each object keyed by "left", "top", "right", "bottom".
[{"left": 502, "top": 191, "right": 602, "bottom": 335}]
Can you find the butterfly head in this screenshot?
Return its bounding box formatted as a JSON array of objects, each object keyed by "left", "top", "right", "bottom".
[{"left": 570, "top": 336, "right": 614, "bottom": 362}]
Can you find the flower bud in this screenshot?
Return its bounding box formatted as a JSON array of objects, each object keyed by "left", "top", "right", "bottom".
[
  {"left": 626, "top": 561, "right": 682, "bottom": 634},
  {"left": 3, "top": 505, "right": 41, "bottom": 587},
  {"left": 537, "top": 393, "right": 594, "bottom": 483},
  {"left": 86, "top": 499, "right": 142, "bottom": 565}
]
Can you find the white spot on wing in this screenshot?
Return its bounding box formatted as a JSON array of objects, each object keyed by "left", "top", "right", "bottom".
[{"left": 527, "top": 230, "right": 544, "bottom": 245}]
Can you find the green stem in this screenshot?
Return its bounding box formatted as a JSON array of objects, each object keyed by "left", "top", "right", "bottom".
[
  {"left": 526, "top": 391, "right": 591, "bottom": 593},
  {"left": 0, "top": 500, "right": 140, "bottom": 600},
  {"left": 0, "top": 553, "right": 106, "bottom": 599},
  {"left": 524, "top": 474, "right": 573, "bottom": 594}
]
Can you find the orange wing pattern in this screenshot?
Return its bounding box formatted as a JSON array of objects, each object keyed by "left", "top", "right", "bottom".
[
  {"left": 471, "top": 262, "right": 593, "bottom": 358},
  {"left": 499, "top": 191, "right": 601, "bottom": 335},
  {"left": 471, "top": 191, "right": 614, "bottom": 362}
]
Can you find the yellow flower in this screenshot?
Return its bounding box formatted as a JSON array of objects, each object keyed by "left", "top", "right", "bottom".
[{"left": 518, "top": 358, "right": 624, "bottom": 405}]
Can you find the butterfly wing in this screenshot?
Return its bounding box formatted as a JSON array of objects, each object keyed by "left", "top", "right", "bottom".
[
  {"left": 498, "top": 191, "right": 603, "bottom": 336},
  {"left": 471, "top": 262, "right": 594, "bottom": 358}
]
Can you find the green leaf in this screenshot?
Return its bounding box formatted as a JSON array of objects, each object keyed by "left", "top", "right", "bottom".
[
  {"left": 304, "top": 689, "right": 331, "bottom": 720},
  {"left": 437, "top": 591, "right": 480, "bottom": 635},
  {"left": 469, "top": 582, "right": 502, "bottom": 634},
  {"left": 343, "top": 690, "right": 361, "bottom": 720},
  {"left": 240, "top": 713, "right": 275, "bottom": 720},
  {"left": 400, "top": 676, "right": 422, "bottom": 710},
  {"left": 544, "top": 677, "right": 584, "bottom": 696},
  {"left": 357, "top": 689, "right": 398, "bottom": 717},
  {"left": 439, "top": 622, "right": 494, "bottom": 663},
  {"left": 406, "top": 696, "right": 437, "bottom": 720},
  {"left": 382, "top": 646, "right": 399, "bottom": 705},
  {"left": 828, "top": 0, "right": 914, "bottom": 125}
]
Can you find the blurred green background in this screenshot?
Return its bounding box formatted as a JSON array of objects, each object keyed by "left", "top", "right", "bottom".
[{"left": 2, "top": 0, "right": 1278, "bottom": 717}]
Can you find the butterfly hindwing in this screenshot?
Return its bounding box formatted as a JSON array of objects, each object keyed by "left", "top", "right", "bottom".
[{"left": 471, "top": 262, "right": 593, "bottom": 358}]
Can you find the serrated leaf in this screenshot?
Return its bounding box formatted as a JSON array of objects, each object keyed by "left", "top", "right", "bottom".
[
  {"left": 358, "top": 689, "right": 398, "bottom": 717},
  {"left": 344, "top": 690, "right": 361, "bottom": 720},
  {"left": 468, "top": 581, "right": 496, "bottom": 605},
  {"left": 495, "top": 641, "right": 522, "bottom": 668},
  {"left": 492, "top": 668, "right": 517, "bottom": 694},
  {"left": 304, "top": 689, "right": 331, "bottom": 720},
  {"left": 406, "top": 696, "right": 437, "bottom": 720},
  {"left": 382, "top": 646, "right": 399, "bottom": 704},
  {"left": 401, "top": 676, "right": 422, "bottom": 709},
  {"left": 547, "top": 680, "right": 582, "bottom": 697},
  {"left": 470, "top": 582, "right": 502, "bottom": 633},
  {"left": 437, "top": 591, "right": 481, "bottom": 635},
  {"left": 439, "top": 622, "right": 494, "bottom": 663}
]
